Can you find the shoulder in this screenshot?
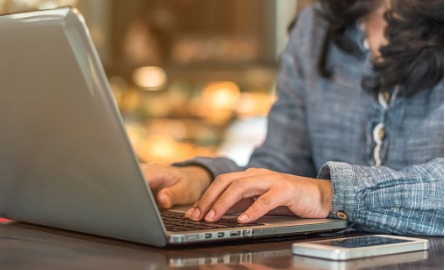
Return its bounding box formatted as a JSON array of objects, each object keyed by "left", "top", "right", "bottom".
[
  {"left": 284, "top": 4, "right": 328, "bottom": 65},
  {"left": 287, "top": 4, "right": 327, "bottom": 49},
  {"left": 294, "top": 3, "right": 327, "bottom": 30}
]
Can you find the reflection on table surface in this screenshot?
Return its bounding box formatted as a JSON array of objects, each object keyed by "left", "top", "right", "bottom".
[{"left": 0, "top": 221, "right": 443, "bottom": 270}]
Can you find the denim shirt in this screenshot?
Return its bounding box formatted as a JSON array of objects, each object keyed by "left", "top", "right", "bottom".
[{"left": 175, "top": 5, "right": 444, "bottom": 236}]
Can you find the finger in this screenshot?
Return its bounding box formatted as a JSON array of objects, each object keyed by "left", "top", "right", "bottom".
[
  {"left": 238, "top": 192, "right": 283, "bottom": 223},
  {"left": 157, "top": 178, "right": 196, "bottom": 209},
  {"left": 188, "top": 169, "right": 269, "bottom": 221},
  {"left": 204, "top": 176, "right": 271, "bottom": 222},
  {"left": 184, "top": 201, "right": 199, "bottom": 218}
]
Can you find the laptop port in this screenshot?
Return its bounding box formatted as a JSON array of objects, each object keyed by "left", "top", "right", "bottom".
[
  {"left": 230, "top": 231, "right": 241, "bottom": 237},
  {"left": 217, "top": 232, "right": 224, "bottom": 238},
  {"left": 205, "top": 233, "right": 212, "bottom": 239}
]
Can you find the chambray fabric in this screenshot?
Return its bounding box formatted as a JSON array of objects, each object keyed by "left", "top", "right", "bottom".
[{"left": 174, "top": 5, "right": 444, "bottom": 236}]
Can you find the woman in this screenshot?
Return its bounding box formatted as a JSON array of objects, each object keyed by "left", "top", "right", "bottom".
[{"left": 142, "top": 0, "right": 444, "bottom": 235}]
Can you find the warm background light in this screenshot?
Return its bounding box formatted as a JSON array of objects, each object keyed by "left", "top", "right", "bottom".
[
  {"left": 188, "top": 81, "right": 241, "bottom": 124},
  {"left": 0, "top": 0, "right": 301, "bottom": 165},
  {"left": 133, "top": 66, "right": 167, "bottom": 91},
  {"left": 202, "top": 81, "right": 240, "bottom": 110}
]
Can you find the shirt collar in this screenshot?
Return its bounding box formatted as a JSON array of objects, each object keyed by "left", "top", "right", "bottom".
[{"left": 344, "top": 22, "right": 369, "bottom": 55}]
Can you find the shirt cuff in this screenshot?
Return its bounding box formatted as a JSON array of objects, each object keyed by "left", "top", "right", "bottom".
[{"left": 318, "top": 162, "right": 358, "bottom": 222}]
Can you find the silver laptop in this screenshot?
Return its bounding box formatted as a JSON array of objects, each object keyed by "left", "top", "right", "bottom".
[{"left": 0, "top": 8, "right": 347, "bottom": 247}]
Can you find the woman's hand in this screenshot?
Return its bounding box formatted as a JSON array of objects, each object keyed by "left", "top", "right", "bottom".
[
  {"left": 185, "top": 168, "right": 333, "bottom": 223},
  {"left": 140, "top": 163, "right": 211, "bottom": 209}
]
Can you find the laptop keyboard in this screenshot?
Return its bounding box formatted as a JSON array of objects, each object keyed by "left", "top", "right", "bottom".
[{"left": 162, "top": 212, "right": 264, "bottom": 232}]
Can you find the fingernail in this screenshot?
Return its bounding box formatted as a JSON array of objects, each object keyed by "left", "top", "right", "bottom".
[
  {"left": 185, "top": 207, "right": 194, "bottom": 218},
  {"left": 205, "top": 209, "right": 216, "bottom": 222},
  {"left": 238, "top": 214, "right": 249, "bottom": 223},
  {"left": 191, "top": 208, "right": 201, "bottom": 220}
]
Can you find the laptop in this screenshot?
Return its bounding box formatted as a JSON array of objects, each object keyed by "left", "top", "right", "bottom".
[{"left": 0, "top": 7, "right": 347, "bottom": 247}]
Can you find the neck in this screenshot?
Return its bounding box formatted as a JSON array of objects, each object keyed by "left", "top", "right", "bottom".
[{"left": 362, "top": 4, "right": 388, "bottom": 60}]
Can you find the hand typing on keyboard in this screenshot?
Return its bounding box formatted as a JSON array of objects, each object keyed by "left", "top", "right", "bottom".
[
  {"left": 141, "top": 163, "right": 332, "bottom": 225},
  {"left": 184, "top": 168, "right": 332, "bottom": 223}
]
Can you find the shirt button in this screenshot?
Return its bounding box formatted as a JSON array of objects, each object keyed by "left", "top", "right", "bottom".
[
  {"left": 336, "top": 211, "right": 348, "bottom": 220},
  {"left": 378, "top": 128, "right": 385, "bottom": 140},
  {"left": 382, "top": 91, "right": 390, "bottom": 103},
  {"left": 373, "top": 123, "right": 385, "bottom": 143}
]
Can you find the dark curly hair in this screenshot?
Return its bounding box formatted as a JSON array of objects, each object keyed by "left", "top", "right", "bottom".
[{"left": 317, "top": 0, "right": 444, "bottom": 96}]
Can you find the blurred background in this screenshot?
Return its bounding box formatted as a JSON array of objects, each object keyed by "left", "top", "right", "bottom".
[{"left": 0, "top": 0, "right": 313, "bottom": 165}]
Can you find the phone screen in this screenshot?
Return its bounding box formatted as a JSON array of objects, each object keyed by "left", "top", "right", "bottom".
[{"left": 314, "top": 236, "right": 413, "bottom": 248}]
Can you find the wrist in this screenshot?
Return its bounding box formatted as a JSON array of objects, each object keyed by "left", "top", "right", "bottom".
[{"left": 316, "top": 179, "right": 333, "bottom": 217}]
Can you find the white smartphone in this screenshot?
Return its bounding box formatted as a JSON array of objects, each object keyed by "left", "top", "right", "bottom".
[{"left": 292, "top": 235, "right": 429, "bottom": 260}]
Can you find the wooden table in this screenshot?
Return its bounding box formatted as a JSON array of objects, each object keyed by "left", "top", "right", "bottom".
[{"left": 0, "top": 221, "right": 442, "bottom": 269}]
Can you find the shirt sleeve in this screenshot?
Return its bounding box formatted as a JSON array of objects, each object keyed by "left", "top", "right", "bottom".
[
  {"left": 318, "top": 158, "right": 444, "bottom": 236},
  {"left": 172, "top": 157, "right": 242, "bottom": 179}
]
